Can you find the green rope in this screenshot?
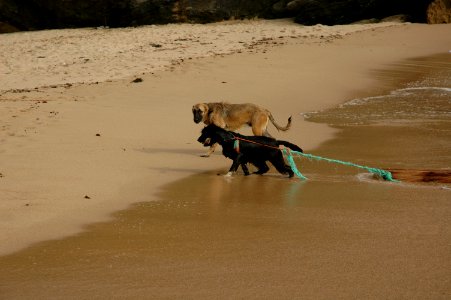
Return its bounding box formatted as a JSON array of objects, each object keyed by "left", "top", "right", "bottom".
[
  {"left": 282, "top": 149, "right": 397, "bottom": 182},
  {"left": 285, "top": 151, "right": 308, "bottom": 179}
]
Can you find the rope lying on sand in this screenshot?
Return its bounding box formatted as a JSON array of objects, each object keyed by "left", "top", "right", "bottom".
[{"left": 282, "top": 149, "right": 397, "bottom": 182}]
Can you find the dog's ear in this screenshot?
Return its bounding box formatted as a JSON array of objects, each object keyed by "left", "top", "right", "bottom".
[{"left": 201, "top": 104, "right": 210, "bottom": 121}]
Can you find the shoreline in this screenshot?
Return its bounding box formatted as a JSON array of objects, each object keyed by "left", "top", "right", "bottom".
[{"left": 1, "top": 21, "right": 450, "bottom": 256}]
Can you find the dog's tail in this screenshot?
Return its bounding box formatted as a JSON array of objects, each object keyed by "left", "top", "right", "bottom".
[
  {"left": 278, "top": 140, "right": 303, "bottom": 153},
  {"left": 269, "top": 114, "right": 292, "bottom": 131}
]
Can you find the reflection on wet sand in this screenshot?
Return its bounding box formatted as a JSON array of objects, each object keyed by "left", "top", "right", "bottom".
[{"left": 200, "top": 173, "right": 306, "bottom": 208}]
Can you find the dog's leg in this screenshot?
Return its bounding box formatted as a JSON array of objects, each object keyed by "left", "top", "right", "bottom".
[
  {"left": 282, "top": 164, "right": 295, "bottom": 178},
  {"left": 271, "top": 157, "right": 294, "bottom": 178},
  {"left": 253, "top": 161, "right": 270, "bottom": 175},
  {"left": 253, "top": 125, "right": 272, "bottom": 137},
  {"left": 227, "top": 154, "right": 247, "bottom": 176},
  {"left": 251, "top": 114, "right": 273, "bottom": 137},
  {"left": 251, "top": 115, "right": 267, "bottom": 136},
  {"left": 263, "top": 130, "right": 273, "bottom": 138},
  {"left": 201, "top": 143, "right": 217, "bottom": 157},
  {"left": 228, "top": 158, "right": 241, "bottom": 173},
  {"left": 240, "top": 163, "right": 250, "bottom": 176}
]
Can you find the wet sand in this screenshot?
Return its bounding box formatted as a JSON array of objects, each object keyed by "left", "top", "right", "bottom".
[
  {"left": 1, "top": 47, "right": 450, "bottom": 299},
  {"left": 1, "top": 175, "right": 450, "bottom": 299}
]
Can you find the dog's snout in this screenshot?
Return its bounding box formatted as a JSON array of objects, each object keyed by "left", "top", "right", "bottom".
[
  {"left": 197, "top": 134, "right": 211, "bottom": 147},
  {"left": 193, "top": 109, "right": 203, "bottom": 123}
]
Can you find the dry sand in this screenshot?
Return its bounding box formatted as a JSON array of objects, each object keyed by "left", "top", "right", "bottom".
[
  {"left": 0, "top": 19, "right": 450, "bottom": 298},
  {"left": 0, "top": 19, "right": 405, "bottom": 91}
]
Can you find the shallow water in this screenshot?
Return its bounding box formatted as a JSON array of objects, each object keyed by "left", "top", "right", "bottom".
[
  {"left": 0, "top": 54, "right": 450, "bottom": 299},
  {"left": 304, "top": 54, "right": 451, "bottom": 125},
  {"left": 304, "top": 86, "right": 451, "bottom": 125}
]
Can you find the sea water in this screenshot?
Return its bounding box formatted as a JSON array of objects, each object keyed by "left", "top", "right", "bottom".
[{"left": 304, "top": 57, "right": 451, "bottom": 126}]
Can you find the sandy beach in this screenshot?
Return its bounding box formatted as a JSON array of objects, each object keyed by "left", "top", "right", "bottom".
[{"left": 0, "top": 19, "right": 450, "bottom": 298}]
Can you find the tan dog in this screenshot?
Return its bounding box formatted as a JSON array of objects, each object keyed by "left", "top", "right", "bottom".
[{"left": 192, "top": 102, "right": 292, "bottom": 156}]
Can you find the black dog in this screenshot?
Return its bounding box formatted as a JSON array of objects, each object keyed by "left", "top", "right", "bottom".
[{"left": 197, "top": 124, "right": 303, "bottom": 177}]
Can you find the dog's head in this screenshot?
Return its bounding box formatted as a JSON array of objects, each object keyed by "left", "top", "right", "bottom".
[
  {"left": 197, "top": 125, "right": 221, "bottom": 147},
  {"left": 192, "top": 103, "right": 208, "bottom": 124}
]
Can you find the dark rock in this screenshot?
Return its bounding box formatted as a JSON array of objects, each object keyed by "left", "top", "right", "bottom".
[
  {"left": 351, "top": 18, "right": 380, "bottom": 25},
  {"left": 0, "top": 21, "right": 19, "bottom": 33},
  {"left": 427, "top": 0, "right": 451, "bottom": 23},
  {"left": 291, "top": 0, "right": 434, "bottom": 25},
  {"left": 170, "top": 0, "right": 286, "bottom": 23},
  {"left": 381, "top": 14, "right": 409, "bottom": 22},
  {"left": 286, "top": 0, "right": 304, "bottom": 11},
  {"left": 272, "top": 1, "right": 288, "bottom": 15},
  {"left": 0, "top": 0, "right": 437, "bottom": 32}
]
